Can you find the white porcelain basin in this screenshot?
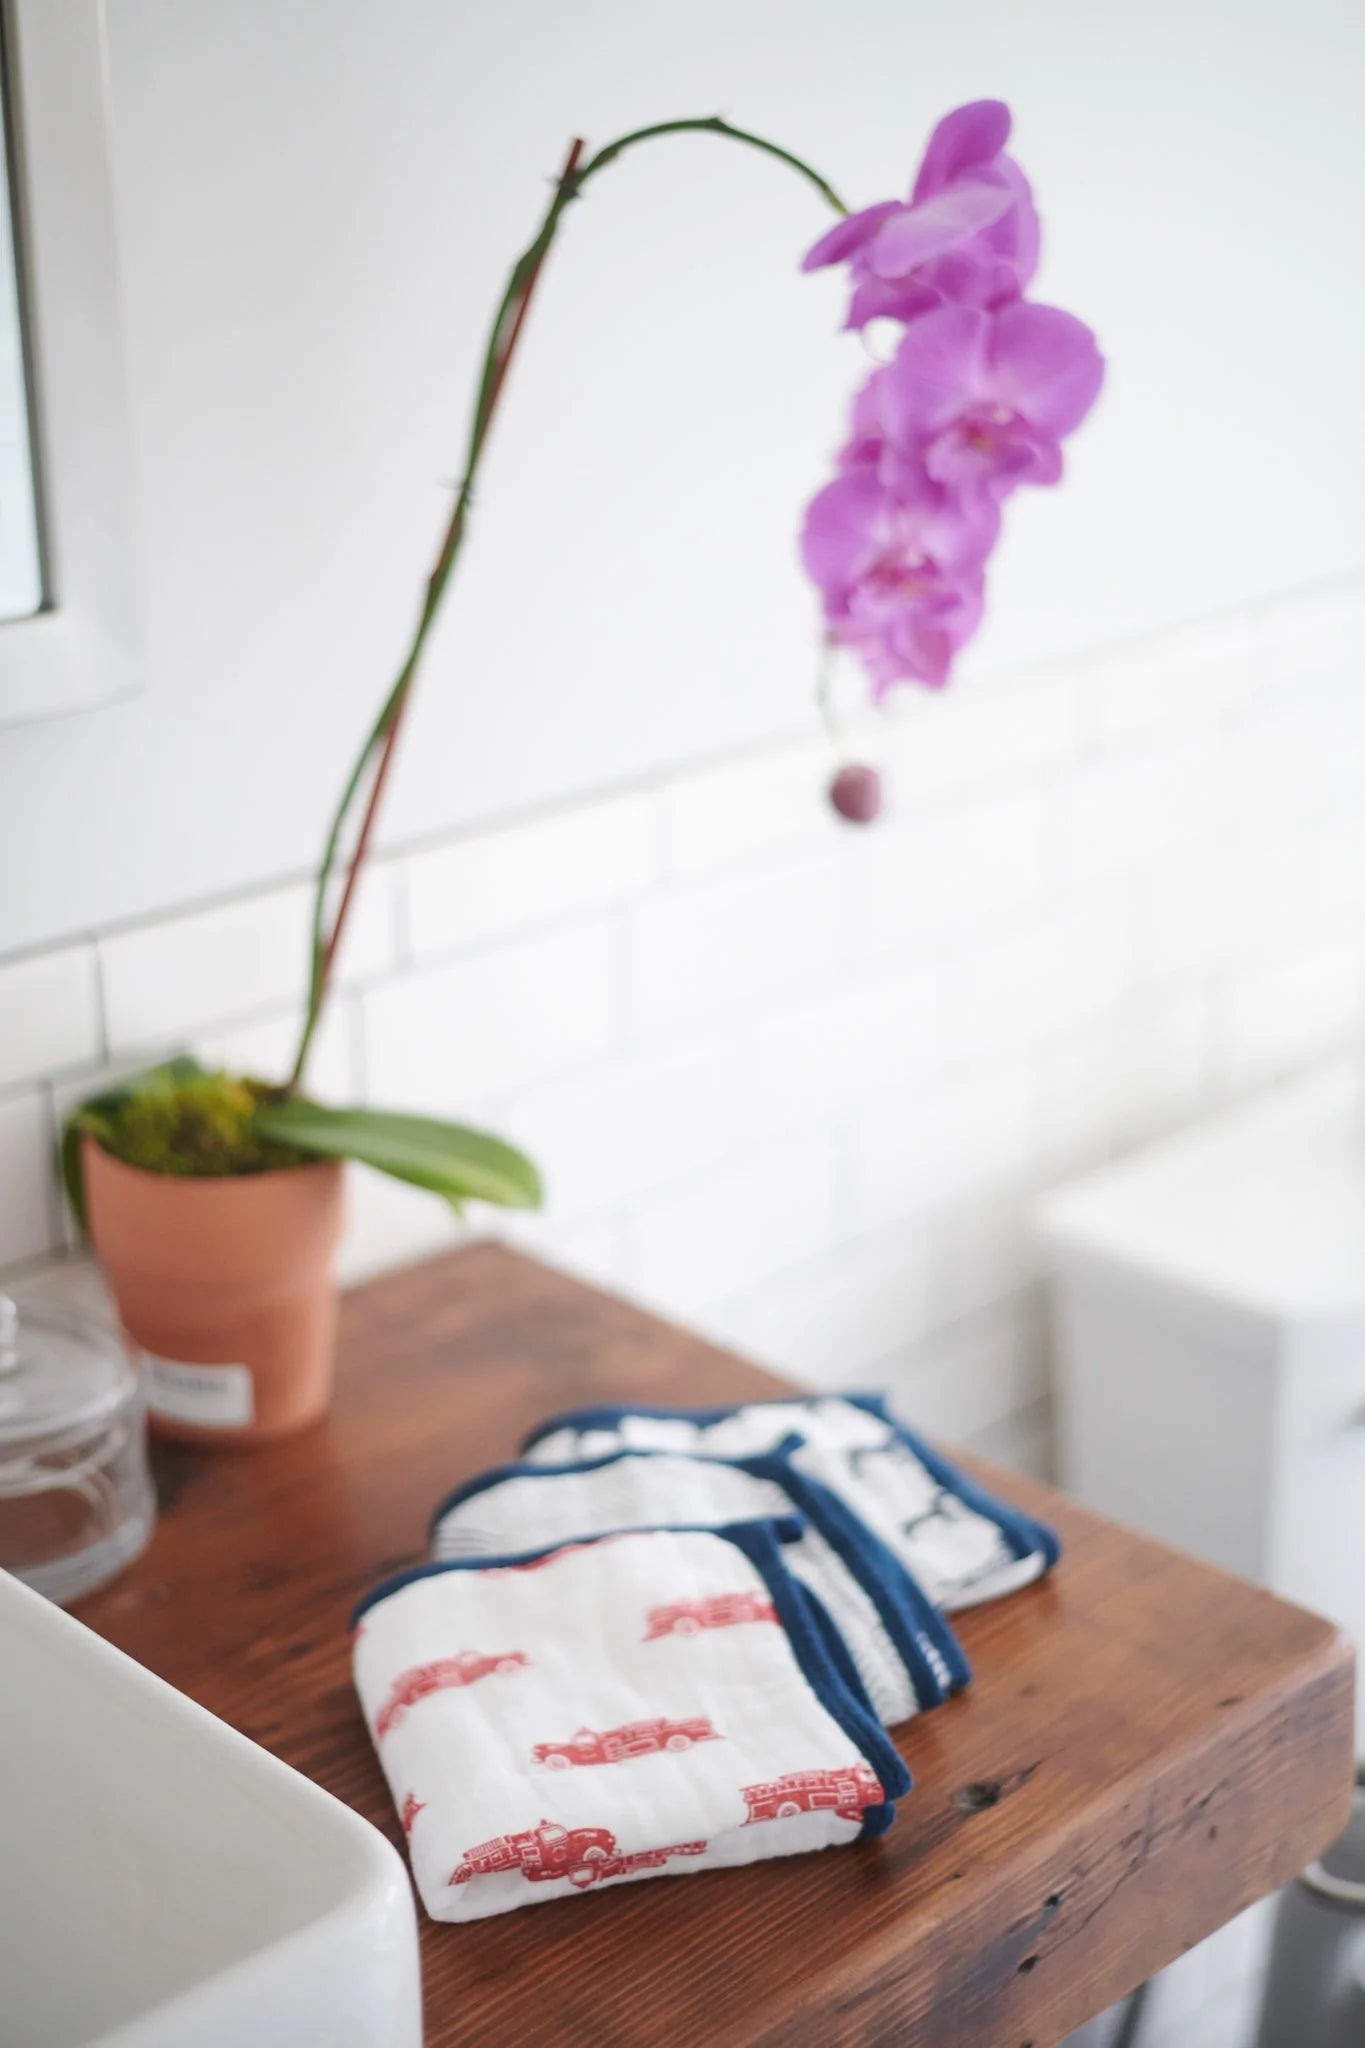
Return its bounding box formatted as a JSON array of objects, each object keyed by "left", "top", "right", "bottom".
[{"left": 0, "top": 1570, "right": 423, "bottom": 2048}]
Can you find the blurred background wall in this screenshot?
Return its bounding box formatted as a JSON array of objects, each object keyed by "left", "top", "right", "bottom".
[{"left": 1, "top": 0, "right": 1363, "bottom": 1498}]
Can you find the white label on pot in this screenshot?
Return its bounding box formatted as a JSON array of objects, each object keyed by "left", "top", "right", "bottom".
[{"left": 143, "top": 1356, "right": 254, "bottom": 1428}]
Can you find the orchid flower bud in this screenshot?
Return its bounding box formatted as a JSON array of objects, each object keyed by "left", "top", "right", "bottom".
[{"left": 829, "top": 763, "right": 883, "bottom": 824}]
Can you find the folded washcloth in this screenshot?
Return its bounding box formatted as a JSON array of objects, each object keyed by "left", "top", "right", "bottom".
[
  {"left": 520, "top": 1393, "right": 1059, "bottom": 1612},
  {"left": 428, "top": 1438, "right": 969, "bottom": 1726},
  {"left": 352, "top": 1519, "right": 909, "bottom": 1922}
]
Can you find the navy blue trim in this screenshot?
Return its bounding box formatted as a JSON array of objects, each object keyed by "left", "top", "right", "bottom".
[
  {"left": 845, "top": 1393, "right": 1061, "bottom": 1572},
  {"left": 720, "top": 1519, "right": 910, "bottom": 1827},
  {"left": 792, "top": 1585, "right": 898, "bottom": 1839},
  {"left": 350, "top": 1516, "right": 806, "bottom": 1628},
  {"left": 519, "top": 1392, "right": 1060, "bottom": 1579},
  {"left": 766, "top": 1454, "right": 971, "bottom": 1700},
  {"left": 429, "top": 1435, "right": 968, "bottom": 1705}
]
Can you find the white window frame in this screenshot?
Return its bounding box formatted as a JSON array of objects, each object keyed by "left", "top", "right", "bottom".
[{"left": 0, "top": 0, "right": 141, "bottom": 727}]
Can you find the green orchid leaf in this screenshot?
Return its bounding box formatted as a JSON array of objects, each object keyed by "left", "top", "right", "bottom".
[
  {"left": 60, "top": 1055, "right": 208, "bottom": 1231},
  {"left": 60, "top": 1115, "right": 104, "bottom": 1235},
  {"left": 252, "top": 1101, "right": 543, "bottom": 1214}
]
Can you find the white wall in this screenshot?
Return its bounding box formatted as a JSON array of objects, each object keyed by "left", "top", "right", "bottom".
[
  {"left": 4, "top": 573, "right": 1364, "bottom": 1480},
  {"left": 1, "top": 0, "right": 1363, "bottom": 953}
]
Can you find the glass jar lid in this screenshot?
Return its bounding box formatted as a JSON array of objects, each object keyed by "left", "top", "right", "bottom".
[{"left": 0, "top": 1293, "right": 137, "bottom": 1447}]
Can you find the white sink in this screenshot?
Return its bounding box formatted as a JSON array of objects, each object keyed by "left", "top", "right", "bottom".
[{"left": 0, "top": 1570, "right": 423, "bottom": 2048}]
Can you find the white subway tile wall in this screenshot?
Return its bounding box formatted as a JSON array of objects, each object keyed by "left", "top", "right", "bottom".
[
  {"left": 364, "top": 917, "right": 626, "bottom": 1108},
  {"left": 99, "top": 868, "right": 397, "bottom": 1056},
  {"left": 850, "top": 1061, "right": 1032, "bottom": 1235},
  {"left": 631, "top": 1129, "right": 842, "bottom": 1315},
  {"left": 627, "top": 847, "right": 844, "bottom": 1041},
  {"left": 0, "top": 946, "right": 101, "bottom": 1092},
  {"left": 846, "top": 786, "right": 1049, "bottom": 957},
  {"left": 406, "top": 792, "right": 654, "bottom": 958},
  {"left": 2, "top": 577, "right": 1363, "bottom": 1481},
  {"left": 658, "top": 738, "right": 836, "bottom": 878},
  {"left": 0, "top": 1091, "right": 57, "bottom": 1266}
]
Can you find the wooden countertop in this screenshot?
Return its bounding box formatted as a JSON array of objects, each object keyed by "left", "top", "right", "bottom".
[{"left": 76, "top": 1242, "right": 1355, "bottom": 2048}]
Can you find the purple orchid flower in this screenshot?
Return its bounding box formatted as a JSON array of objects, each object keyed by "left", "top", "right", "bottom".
[
  {"left": 802, "top": 100, "right": 1040, "bottom": 330},
  {"left": 801, "top": 461, "right": 995, "bottom": 694},
  {"left": 799, "top": 98, "right": 1105, "bottom": 743},
  {"left": 834, "top": 368, "right": 893, "bottom": 472},
  {"left": 879, "top": 300, "right": 1106, "bottom": 499}
]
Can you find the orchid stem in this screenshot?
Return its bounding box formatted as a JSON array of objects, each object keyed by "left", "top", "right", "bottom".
[
  {"left": 289, "top": 119, "right": 846, "bottom": 1092},
  {"left": 815, "top": 637, "right": 843, "bottom": 746}
]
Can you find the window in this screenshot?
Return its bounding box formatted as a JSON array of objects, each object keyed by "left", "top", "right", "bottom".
[
  {"left": 0, "top": 13, "right": 41, "bottom": 623},
  {"left": 0, "top": 1, "right": 141, "bottom": 727}
]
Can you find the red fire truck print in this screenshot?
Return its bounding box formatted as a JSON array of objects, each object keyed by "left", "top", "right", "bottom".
[
  {"left": 373, "top": 1649, "right": 529, "bottom": 1740},
  {"left": 449, "top": 1822, "right": 708, "bottom": 1891},
  {"left": 644, "top": 1590, "right": 779, "bottom": 1641},
  {"left": 588, "top": 1840, "right": 708, "bottom": 1883},
  {"left": 741, "top": 1765, "right": 885, "bottom": 1826},
  {"left": 400, "top": 1791, "right": 425, "bottom": 1837},
  {"left": 449, "top": 1820, "right": 617, "bottom": 1889},
  {"left": 532, "top": 1715, "right": 720, "bottom": 1769}
]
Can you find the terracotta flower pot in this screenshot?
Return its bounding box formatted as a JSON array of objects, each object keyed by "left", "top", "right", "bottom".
[{"left": 82, "top": 1139, "right": 345, "bottom": 1447}]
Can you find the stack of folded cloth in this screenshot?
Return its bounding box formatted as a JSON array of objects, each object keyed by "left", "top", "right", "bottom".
[{"left": 352, "top": 1392, "right": 1059, "bottom": 1923}]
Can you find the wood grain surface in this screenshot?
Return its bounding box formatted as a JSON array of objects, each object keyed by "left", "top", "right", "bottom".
[{"left": 75, "top": 1242, "right": 1355, "bottom": 2048}]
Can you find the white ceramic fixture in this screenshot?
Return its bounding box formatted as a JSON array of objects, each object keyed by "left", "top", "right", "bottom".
[
  {"left": 0, "top": 1568, "right": 423, "bottom": 2048},
  {"left": 1036, "top": 1061, "right": 1365, "bottom": 1737}
]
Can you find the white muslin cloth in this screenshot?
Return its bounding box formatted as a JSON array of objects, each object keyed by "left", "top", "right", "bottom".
[
  {"left": 353, "top": 1519, "right": 909, "bottom": 1922},
  {"left": 520, "top": 1393, "right": 1060, "bottom": 1612},
  {"left": 428, "top": 1440, "right": 968, "bottom": 1726}
]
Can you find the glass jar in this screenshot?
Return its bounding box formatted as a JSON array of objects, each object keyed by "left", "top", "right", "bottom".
[{"left": 0, "top": 1292, "right": 155, "bottom": 1604}]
